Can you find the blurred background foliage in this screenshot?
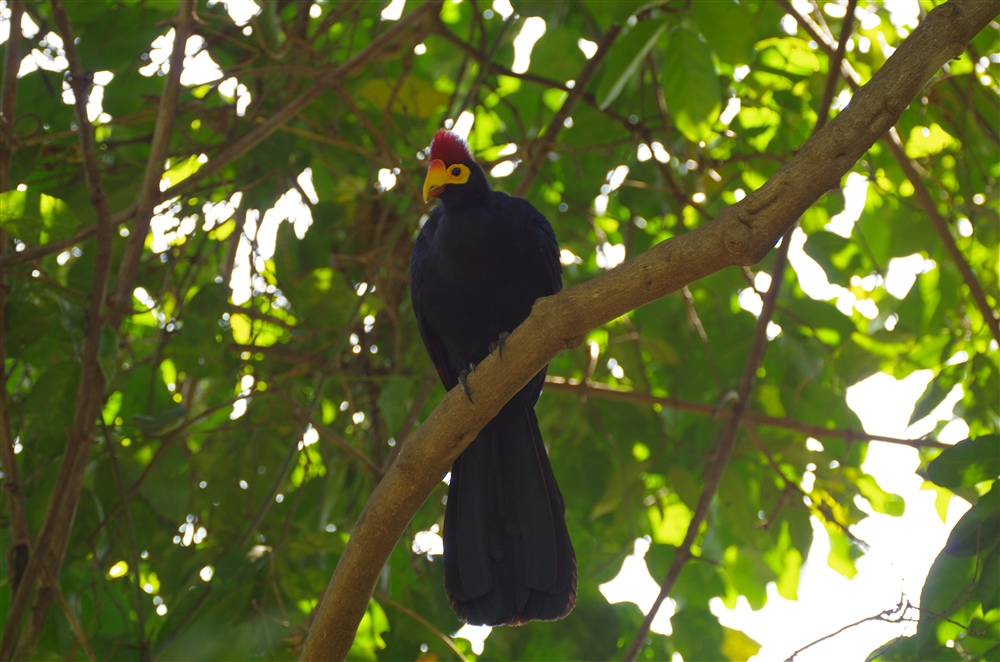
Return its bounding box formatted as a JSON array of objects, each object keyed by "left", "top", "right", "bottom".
[{"left": 1, "top": 0, "right": 997, "bottom": 660}]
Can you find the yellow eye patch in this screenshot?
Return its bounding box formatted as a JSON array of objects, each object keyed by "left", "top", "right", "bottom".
[{"left": 444, "top": 163, "right": 470, "bottom": 185}]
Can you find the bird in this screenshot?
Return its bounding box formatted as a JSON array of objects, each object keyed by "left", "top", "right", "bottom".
[{"left": 409, "top": 129, "right": 577, "bottom": 626}]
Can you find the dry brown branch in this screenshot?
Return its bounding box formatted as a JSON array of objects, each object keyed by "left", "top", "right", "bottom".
[{"left": 299, "top": 2, "right": 999, "bottom": 659}]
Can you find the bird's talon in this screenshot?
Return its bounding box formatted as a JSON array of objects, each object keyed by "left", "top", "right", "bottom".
[
  {"left": 458, "top": 364, "right": 476, "bottom": 403},
  {"left": 489, "top": 332, "right": 511, "bottom": 358}
]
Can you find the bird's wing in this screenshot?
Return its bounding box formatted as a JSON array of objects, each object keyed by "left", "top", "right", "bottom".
[
  {"left": 513, "top": 199, "right": 563, "bottom": 401},
  {"left": 530, "top": 206, "right": 563, "bottom": 298},
  {"left": 410, "top": 211, "right": 459, "bottom": 390}
]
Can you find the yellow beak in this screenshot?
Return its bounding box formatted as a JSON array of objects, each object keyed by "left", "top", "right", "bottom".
[{"left": 423, "top": 159, "right": 447, "bottom": 203}]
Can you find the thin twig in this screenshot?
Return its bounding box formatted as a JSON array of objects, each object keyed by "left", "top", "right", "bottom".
[
  {"left": 785, "top": 598, "right": 914, "bottom": 661},
  {"left": 374, "top": 591, "right": 468, "bottom": 662},
  {"left": 102, "top": 421, "right": 149, "bottom": 660},
  {"left": 543, "top": 378, "right": 948, "bottom": 449}
]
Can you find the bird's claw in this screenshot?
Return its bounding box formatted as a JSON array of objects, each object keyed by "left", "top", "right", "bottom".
[
  {"left": 458, "top": 363, "right": 476, "bottom": 403},
  {"left": 489, "top": 332, "right": 511, "bottom": 359}
]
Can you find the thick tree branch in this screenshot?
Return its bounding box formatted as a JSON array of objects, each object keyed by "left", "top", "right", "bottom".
[{"left": 300, "top": 1, "right": 998, "bottom": 659}]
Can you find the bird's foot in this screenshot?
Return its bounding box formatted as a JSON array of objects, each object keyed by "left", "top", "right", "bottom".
[
  {"left": 488, "top": 332, "right": 510, "bottom": 359},
  {"left": 458, "top": 363, "right": 476, "bottom": 403}
]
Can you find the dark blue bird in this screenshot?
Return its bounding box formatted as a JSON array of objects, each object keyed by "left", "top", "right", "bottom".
[{"left": 409, "top": 130, "right": 576, "bottom": 626}]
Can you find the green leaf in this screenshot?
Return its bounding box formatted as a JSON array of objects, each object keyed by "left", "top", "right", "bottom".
[
  {"left": 661, "top": 27, "right": 722, "bottom": 142},
  {"left": 672, "top": 607, "right": 723, "bottom": 660},
  {"left": 756, "top": 37, "right": 822, "bottom": 77},
  {"left": 133, "top": 405, "right": 187, "bottom": 435},
  {"left": 98, "top": 325, "right": 119, "bottom": 384},
  {"left": 348, "top": 599, "right": 389, "bottom": 660},
  {"left": 976, "top": 545, "right": 1000, "bottom": 613},
  {"left": 926, "top": 436, "right": 1000, "bottom": 491},
  {"left": 827, "top": 528, "right": 861, "bottom": 579},
  {"left": 905, "top": 123, "right": 960, "bottom": 158},
  {"left": 530, "top": 27, "right": 589, "bottom": 81},
  {"left": 0, "top": 190, "right": 81, "bottom": 244},
  {"left": 909, "top": 363, "right": 962, "bottom": 425},
  {"left": 856, "top": 473, "right": 906, "bottom": 517},
  {"left": 918, "top": 538, "right": 979, "bottom": 646},
  {"left": 595, "top": 19, "right": 668, "bottom": 110},
  {"left": 943, "top": 482, "right": 999, "bottom": 556},
  {"left": 357, "top": 77, "right": 449, "bottom": 119},
  {"left": 378, "top": 375, "right": 412, "bottom": 434},
  {"left": 722, "top": 626, "right": 762, "bottom": 662},
  {"left": 691, "top": 1, "right": 756, "bottom": 66},
  {"left": 644, "top": 543, "right": 676, "bottom": 581}
]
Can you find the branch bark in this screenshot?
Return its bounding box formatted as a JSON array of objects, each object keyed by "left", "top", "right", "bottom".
[{"left": 300, "top": 1, "right": 999, "bottom": 659}]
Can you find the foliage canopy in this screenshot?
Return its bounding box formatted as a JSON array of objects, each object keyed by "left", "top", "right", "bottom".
[{"left": 1, "top": 0, "right": 998, "bottom": 660}]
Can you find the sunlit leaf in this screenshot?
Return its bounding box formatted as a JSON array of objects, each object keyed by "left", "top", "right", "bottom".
[
  {"left": 927, "top": 436, "right": 1000, "bottom": 492},
  {"left": 0, "top": 190, "right": 81, "bottom": 244},
  {"left": 661, "top": 27, "right": 722, "bottom": 142}
]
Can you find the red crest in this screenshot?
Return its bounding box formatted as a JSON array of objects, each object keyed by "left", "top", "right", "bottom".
[{"left": 429, "top": 130, "right": 473, "bottom": 164}]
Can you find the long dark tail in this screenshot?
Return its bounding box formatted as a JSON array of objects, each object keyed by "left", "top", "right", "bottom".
[{"left": 443, "top": 394, "right": 576, "bottom": 626}]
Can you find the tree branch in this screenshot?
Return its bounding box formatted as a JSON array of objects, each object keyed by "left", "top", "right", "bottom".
[
  {"left": 4, "top": 0, "right": 121, "bottom": 654},
  {"left": 882, "top": 127, "right": 1000, "bottom": 343},
  {"left": 542, "top": 378, "right": 949, "bottom": 449},
  {"left": 106, "top": 0, "right": 196, "bottom": 330},
  {"left": 299, "top": 1, "right": 998, "bottom": 659},
  {"left": 0, "top": 0, "right": 32, "bottom": 612}
]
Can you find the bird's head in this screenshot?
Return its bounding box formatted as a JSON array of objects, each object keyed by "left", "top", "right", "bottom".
[{"left": 423, "top": 130, "right": 489, "bottom": 205}]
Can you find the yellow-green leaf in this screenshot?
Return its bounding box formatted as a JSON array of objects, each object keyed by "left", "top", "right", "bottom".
[
  {"left": 905, "top": 123, "right": 959, "bottom": 159},
  {"left": 0, "top": 190, "right": 81, "bottom": 244}
]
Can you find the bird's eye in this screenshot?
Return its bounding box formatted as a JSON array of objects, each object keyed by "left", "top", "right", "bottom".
[{"left": 451, "top": 167, "right": 461, "bottom": 176}]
